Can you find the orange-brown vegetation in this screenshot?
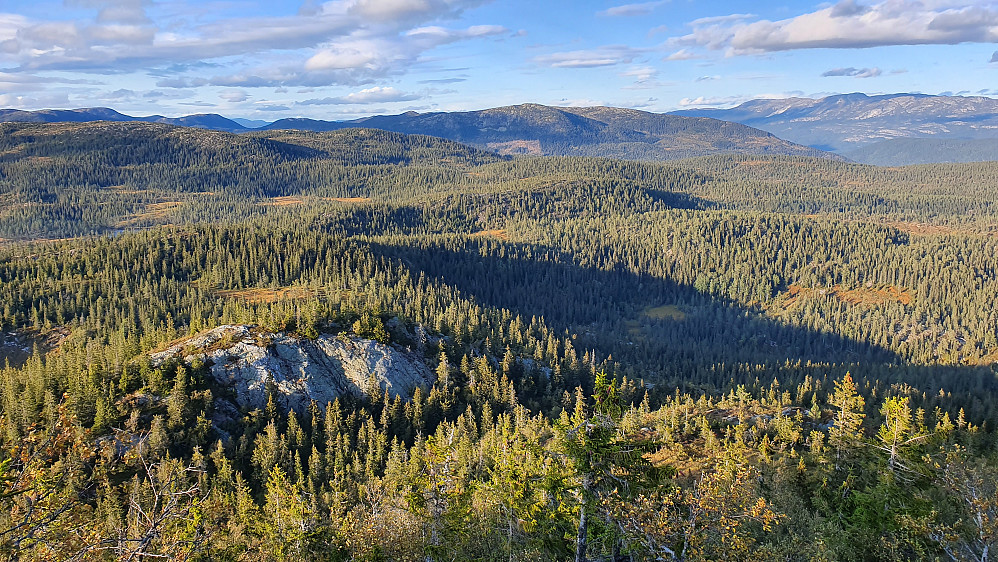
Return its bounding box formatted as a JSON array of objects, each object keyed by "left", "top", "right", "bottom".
[
  {"left": 215, "top": 286, "right": 323, "bottom": 303},
  {"left": 885, "top": 221, "right": 957, "bottom": 236},
  {"left": 778, "top": 284, "right": 912, "bottom": 309},
  {"left": 259, "top": 196, "right": 305, "bottom": 207},
  {"left": 470, "top": 229, "right": 509, "bottom": 240},
  {"left": 323, "top": 197, "right": 372, "bottom": 203},
  {"left": 116, "top": 201, "right": 183, "bottom": 226}
]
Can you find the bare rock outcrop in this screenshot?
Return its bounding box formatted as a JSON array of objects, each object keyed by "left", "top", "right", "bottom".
[{"left": 151, "top": 325, "right": 434, "bottom": 413}]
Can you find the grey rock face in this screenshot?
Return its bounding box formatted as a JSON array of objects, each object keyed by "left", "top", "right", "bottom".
[{"left": 151, "top": 325, "right": 434, "bottom": 412}]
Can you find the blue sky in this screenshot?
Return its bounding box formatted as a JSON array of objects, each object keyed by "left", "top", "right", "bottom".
[{"left": 1, "top": 0, "right": 997, "bottom": 120}]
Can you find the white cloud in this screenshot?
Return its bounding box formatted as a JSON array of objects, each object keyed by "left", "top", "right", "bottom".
[
  {"left": 674, "top": 1, "right": 998, "bottom": 55},
  {"left": 664, "top": 48, "right": 702, "bottom": 60},
  {"left": 598, "top": 2, "right": 667, "bottom": 17},
  {"left": 0, "top": 92, "right": 71, "bottom": 108},
  {"left": 220, "top": 90, "right": 249, "bottom": 102},
  {"left": 535, "top": 45, "right": 644, "bottom": 68},
  {"left": 822, "top": 66, "right": 882, "bottom": 77},
  {"left": 0, "top": 0, "right": 502, "bottom": 86},
  {"left": 688, "top": 13, "right": 756, "bottom": 26},
  {"left": 620, "top": 66, "right": 658, "bottom": 81},
  {"left": 346, "top": 0, "right": 489, "bottom": 24},
  {"left": 677, "top": 93, "right": 783, "bottom": 107},
  {"left": 298, "top": 86, "right": 419, "bottom": 104}
]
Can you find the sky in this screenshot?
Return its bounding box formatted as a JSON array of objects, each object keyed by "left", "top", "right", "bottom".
[{"left": 1, "top": 0, "right": 997, "bottom": 121}]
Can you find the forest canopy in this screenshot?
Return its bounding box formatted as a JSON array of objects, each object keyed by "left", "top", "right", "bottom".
[{"left": 1, "top": 121, "right": 997, "bottom": 560}]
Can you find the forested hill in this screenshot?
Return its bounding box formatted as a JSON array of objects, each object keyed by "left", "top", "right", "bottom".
[
  {"left": 842, "top": 137, "right": 998, "bottom": 165},
  {"left": 264, "top": 103, "right": 838, "bottom": 161},
  {"left": 3, "top": 119, "right": 998, "bottom": 560},
  {"left": 0, "top": 120, "right": 994, "bottom": 240},
  {"left": 0, "top": 107, "right": 248, "bottom": 132},
  {"left": 1, "top": 103, "right": 839, "bottom": 162},
  {"left": 673, "top": 93, "right": 998, "bottom": 159}
]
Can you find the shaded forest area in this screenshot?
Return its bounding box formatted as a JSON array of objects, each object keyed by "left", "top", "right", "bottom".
[{"left": 1, "top": 121, "right": 998, "bottom": 560}]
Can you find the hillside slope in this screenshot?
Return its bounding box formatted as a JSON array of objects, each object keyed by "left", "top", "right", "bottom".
[
  {"left": 0, "top": 107, "right": 248, "bottom": 132},
  {"left": 673, "top": 93, "right": 998, "bottom": 157},
  {"left": 264, "top": 103, "right": 838, "bottom": 161},
  {"left": 843, "top": 137, "right": 998, "bottom": 165}
]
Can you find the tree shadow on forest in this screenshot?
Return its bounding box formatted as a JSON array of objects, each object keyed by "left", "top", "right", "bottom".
[
  {"left": 366, "top": 238, "right": 895, "bottom": 367},
  {"left": 365, "top": 237, "right": 998, "bottom": 420}
]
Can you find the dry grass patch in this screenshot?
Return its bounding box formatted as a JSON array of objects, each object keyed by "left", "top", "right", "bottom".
[
  {"left": 470, "top": 229, "right": 509, "bottom": 240},
  {"left": 215, "top": 286, "right": 322, "bottom": 304},
  {"left": 116, "top": 201, "right": 183, "bottom": 227},
  {"left": 778, "top": 284, "right": 912, "bottom": 309},
  {"left": 886, "top": 221, "right": 956, "bottom": 236},
  {"left": 322, "top": 197, "right": 371, "bottom": 203},
  {"left": 260, "top": 196, "right": 305, "bottom": 207}
]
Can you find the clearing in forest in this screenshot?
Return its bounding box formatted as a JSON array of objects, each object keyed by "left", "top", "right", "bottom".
[
  {"left": 643, "top": 305, "right": 687, "bottom": 321},
  {"left": 885, "top": 221, "right": 957, "bottom": 236},
  {"left": 260, "top": 196, "right": 304, "bottom": 206},
  {"left": 215, "top": 286, "right": 323, "bottom": 303},
  {"left": 116, "top": 201, "right": 183, "bottom": 226},
  {"left": 470, "top": 229, "right": 509, "bottom": 240},
  {"left": 0, "top": 326, "right": 69, "bottom": 367},
  {"left": 322, "top": 197, "right": 371, "bottom": 203}
]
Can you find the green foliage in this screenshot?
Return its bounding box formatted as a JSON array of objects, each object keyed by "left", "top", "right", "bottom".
[{"left": 2, "top": 122, "right": 998, "bottom": 560}]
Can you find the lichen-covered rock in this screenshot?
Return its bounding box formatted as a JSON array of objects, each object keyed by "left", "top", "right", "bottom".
[{"left": 151, "top": 325, "right": 434, "bottom": 413}]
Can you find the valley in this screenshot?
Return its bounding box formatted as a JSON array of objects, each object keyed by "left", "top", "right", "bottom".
[{"left": 0, "top": 115, "right": 997, "bottom": 561}]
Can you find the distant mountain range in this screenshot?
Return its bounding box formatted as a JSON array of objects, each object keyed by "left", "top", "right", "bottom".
[
  {"left": 7, "top": 95, "right": 998, "bottom": 165},
  {"left": 0, "top": 107, "right": 248, "bottom": 132},
  {"left": 840, "top": 138, "right": 998, "bottom": 166},
  {"left": 0, "top": 104, "right": 836, "bottom": 162},
  {"left": 673, "top": 93, "right": 998, "bottom": 162}
]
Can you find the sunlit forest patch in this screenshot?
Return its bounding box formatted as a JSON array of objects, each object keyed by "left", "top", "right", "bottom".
[
  {"left": 1, "top": 122, "right": 998, "bottom": 560},
  {"left": 115, "top": 201, "right": 183, "bottom": 226},
  {"left": 215, "top": 286, "right": 324, "bottom": 303},
  {"left": 470, "top": 229, "right": 508, "bottom": 240},
  {"left": 776, "top": 284, "right": 913, "bottom": 309},
  {"left": 259, "top": 196, "right": 305, "bottom": 207}
]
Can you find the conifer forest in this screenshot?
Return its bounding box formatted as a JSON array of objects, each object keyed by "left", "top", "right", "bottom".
[{"left": 2, "top": 121, "right": 998, "bottom": 561}]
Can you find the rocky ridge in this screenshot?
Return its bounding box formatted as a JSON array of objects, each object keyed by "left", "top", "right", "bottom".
[{"left": 151, "top": 325, "right": 435, "bottom": 413}]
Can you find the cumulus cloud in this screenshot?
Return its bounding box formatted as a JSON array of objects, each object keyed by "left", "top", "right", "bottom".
[
  {"left": 598, "top": 2, "right": 667, "bottom": 17},
  {"left": 673, "top": 1, "right": 998, "bottom": 55},
  {"left": 830, "top": 0, "right": 869, "bottom": 18},
  {"left": 297, "top": 86, "right": 419, "bottom": 104},
  {"left": 0, "top": 0, "right": 503, "bottom": 87},
  {"left": 821, "top": 66, "right": 882, "bottom": 77}
]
